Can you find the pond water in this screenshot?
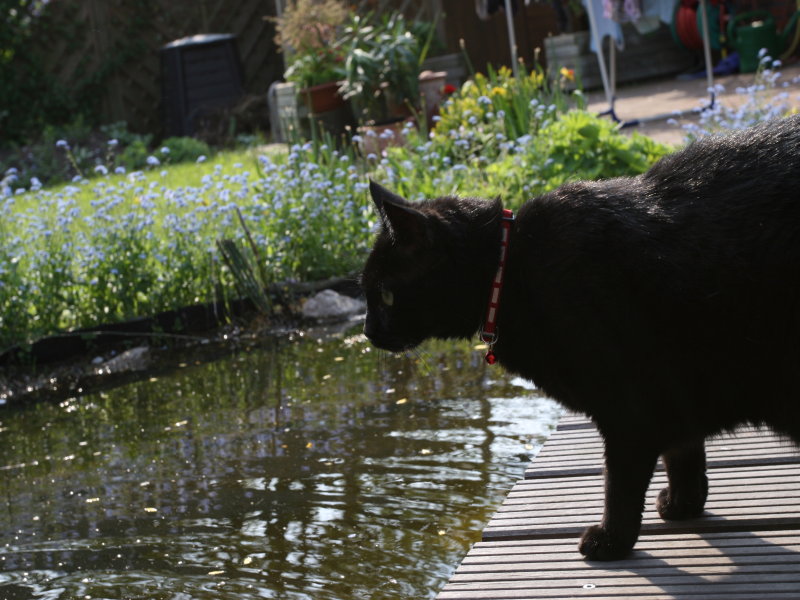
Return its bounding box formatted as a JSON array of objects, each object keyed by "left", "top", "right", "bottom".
[{"left": 0, "top": 325, "right": 561, "bottom": 600}]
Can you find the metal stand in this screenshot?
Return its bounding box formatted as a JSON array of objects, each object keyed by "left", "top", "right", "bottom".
[
  {"left": 504, "top": 0, "right": 521, "bottom": 78},
  {"left": 586, "top": 0, "right": 717, "bottom": 127}
]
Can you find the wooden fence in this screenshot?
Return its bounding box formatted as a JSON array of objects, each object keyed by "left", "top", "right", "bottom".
[
  {"left": 30, "top": 0, "right": 281, "bottom": 136},
  {"left": 26, "top": 0, "right": 561, "bottom": 138},
  {"left": 440, "top": 0, "right": 560, "bottom": 76}
]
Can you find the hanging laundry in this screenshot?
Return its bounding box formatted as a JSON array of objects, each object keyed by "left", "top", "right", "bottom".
[
  {"left": 603, "top": 0, "right": 642, "bottom": 22},
  {"left": 585, "top": 0, "right": 676, "bottom": 50}
]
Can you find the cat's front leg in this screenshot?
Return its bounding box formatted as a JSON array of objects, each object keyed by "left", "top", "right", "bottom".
[
  {"left": 579, "top": 436, "right": 658, "bottom": 561},
  {"left": 656, "top": 438, "right": 708, "bottom": 520}
]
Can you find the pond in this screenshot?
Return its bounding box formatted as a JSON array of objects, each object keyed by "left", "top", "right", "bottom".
[{"left": 0, "top": 325, "right": 561, "bottom": 599}]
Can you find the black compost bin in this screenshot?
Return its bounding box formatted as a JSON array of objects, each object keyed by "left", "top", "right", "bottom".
[{"left": 161, "top": 33, "right": 244, "bottom": 136}]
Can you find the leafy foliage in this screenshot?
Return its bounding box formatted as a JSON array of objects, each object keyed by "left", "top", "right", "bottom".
[
  {"left": 276, "top": 0, "right": 349, "bottom": 89},
  {"left": 339, "top": 12, "right": 425, "bottom": 122},
  {"left": 533, "top": 111, "right": 668, "bottom": 187}
]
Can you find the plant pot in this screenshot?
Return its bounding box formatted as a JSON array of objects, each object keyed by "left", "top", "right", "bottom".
[
  {"left": 299, "top": 80, "right": 346, "bottom": 114},
  {"left": 418, "top": 70, "right": 447, "bottom": 128},
  {"left": 357, "top": 118, "right": 414, "bottom": 157}
]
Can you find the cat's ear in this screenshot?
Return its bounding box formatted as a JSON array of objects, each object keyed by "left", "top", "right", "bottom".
[{"left": 369, "top": 180, "right": 431, "bottom": 246}]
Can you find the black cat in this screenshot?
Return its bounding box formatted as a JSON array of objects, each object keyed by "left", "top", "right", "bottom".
[{"left": 361, "top": 114, "right": 800, "bottom": 560}]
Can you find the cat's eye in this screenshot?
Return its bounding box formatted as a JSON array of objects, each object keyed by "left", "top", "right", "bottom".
[{"left": 381, "top": 287, "right": 394, "bottom": 306}]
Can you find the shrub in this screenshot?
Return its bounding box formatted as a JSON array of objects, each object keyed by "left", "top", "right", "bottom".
[
  {"left": 161, "top": 137, "right": 212, "bottom": 165},
  {"left": 531, "top": 110, "right": 669, "bottom": 189}
]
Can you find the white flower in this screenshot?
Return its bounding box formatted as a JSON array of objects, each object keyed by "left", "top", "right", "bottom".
[
  {"left": 56, "top": 139, "right": 69, "bottom": 149},
  {"left": 160, "top": 146, "right": 170, "bottom": 154},
  {"left": 146, "top": 156, "right": 160, "bottom": 167}
]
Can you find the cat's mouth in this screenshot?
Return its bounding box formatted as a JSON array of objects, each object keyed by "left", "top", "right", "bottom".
[
  {"left": 364, "top": 330, "right": 421, "bottom": 353},
  {"left": 366, "top": 336, "right": 418, "bottom": 353}
]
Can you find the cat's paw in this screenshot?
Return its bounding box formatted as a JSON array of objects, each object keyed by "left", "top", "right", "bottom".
[
  {"left": 656, "top": 484, "right": 707, "bottom": 521},
  {"left": 578, "top": 525, "right": 634, "bottom": 561}
]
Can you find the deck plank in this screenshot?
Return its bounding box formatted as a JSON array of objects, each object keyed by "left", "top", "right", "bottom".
[
  {"left": 439, "top": 532, "right": 800, "bottom": 599},
  {"left": 437, "top": 417, "right": 800, "bottom": 600},
  {"left": 485, "top": 464, "right": 800, "bottom": 540},
  {"left": 526, "top": 426, "right": 799, "bottom": 479}
]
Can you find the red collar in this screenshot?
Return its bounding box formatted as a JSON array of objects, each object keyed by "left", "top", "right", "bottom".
[{"left": 480, "top": 208, "right": 514, "bottom": 364}]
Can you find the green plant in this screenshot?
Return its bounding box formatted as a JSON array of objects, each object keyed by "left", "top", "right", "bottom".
[
  {"left": 276, "top": 0, "right": 349, "bottom": 89},
  {"left": 410, "top": 62, "right": 585, "bottom": 175},
  {"left": 532, "top": 110, "right": 669, "bottom": 188},
  {"left": 161, "top": 137, "right": 212, "bottom": 164},
  {"left": 378, "top": 109, "right": 670, "bottom": 208},
  {"left": 339, "top": 11, "right": 427, "bottom": 123},
  {"left": 216, "top": 209, "right": 272, "bottom": 316},
  {"left": 274, "top": 0, "right": 347, "bottom": 53},
  {"left": 284, "top": 44, "right": 347, "bottom": 89},
  {"left": 118, "top": 139, "right": 152, "bottom": 171}
]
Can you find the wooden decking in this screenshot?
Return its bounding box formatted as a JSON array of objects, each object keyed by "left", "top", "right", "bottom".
[{"left": 438, "top": 415, "right": 800, "bottom": 599}]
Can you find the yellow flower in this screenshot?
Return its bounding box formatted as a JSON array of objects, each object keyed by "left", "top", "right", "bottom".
[
  {"left": 490, "top": 86, "right": 507, "bottom": 97},
  {"left": 560, "top": 67, "right": 576, "bottom": 81},
  {"left": 528, "top": 71, "right": 544, "bottom": 86}
]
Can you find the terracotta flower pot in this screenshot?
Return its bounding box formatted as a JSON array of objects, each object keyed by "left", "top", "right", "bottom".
[
  {"left": 357, "top": 118, "right": 415, "bottom": 157},
  {"left": 300, "top": 80, "right": 346, "bottom": 114},
  {"left": 418, "top": 70, "right": 447, "bottom": 128}
]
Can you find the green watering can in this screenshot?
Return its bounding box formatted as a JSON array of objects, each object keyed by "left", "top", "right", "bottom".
[{"left": 728, "top": 10, "right": 800, "bottom": 73}]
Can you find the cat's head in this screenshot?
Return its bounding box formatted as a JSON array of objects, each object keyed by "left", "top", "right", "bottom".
[{"left": 361, "top": 181, "right": 502, "bottom": 352}]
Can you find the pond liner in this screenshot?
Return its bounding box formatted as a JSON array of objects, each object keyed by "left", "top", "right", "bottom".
[
  {"left": 0, "top": 275, "right": 361, "bottom": 367},
  {"left": 0, "top": 297, "right": 255, "bottom": 367}
]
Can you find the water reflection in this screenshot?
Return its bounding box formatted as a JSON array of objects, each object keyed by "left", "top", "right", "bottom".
[{"left": 0, "top": 328, "right": 560, "bottom": 599}]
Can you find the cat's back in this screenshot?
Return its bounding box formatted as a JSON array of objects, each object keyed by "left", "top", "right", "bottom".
[
  {"left": 644, "top": 113, "right": 800, "bottom": 202},
  {"left": 500, "top": 116, "right": 800, "bottom": 419},
  {"left": 515, "top": 115, "right": 800, "bottom": 268}
]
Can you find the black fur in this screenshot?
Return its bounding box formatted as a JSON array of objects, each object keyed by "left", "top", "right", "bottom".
[{"left": 361, "top": 115, "right": 800, "bottom": 560}]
